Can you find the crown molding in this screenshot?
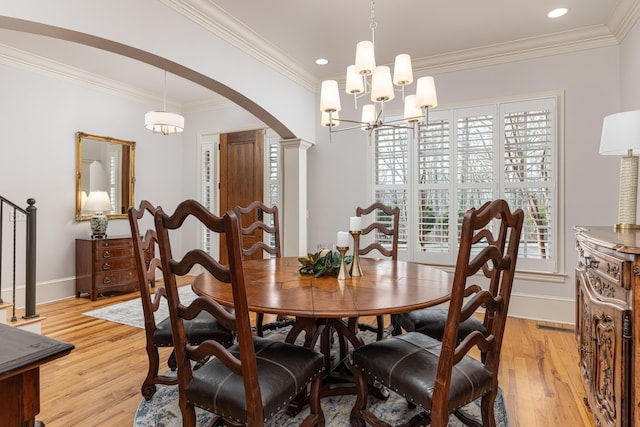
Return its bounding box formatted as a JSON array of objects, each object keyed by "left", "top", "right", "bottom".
[
  {"left": 0, "top": 43, "right": 191, "bottom": 111},
  {"left": 159, "top": 0, "right": 317, "bottom": 93},
  {"left": 608, "top": 0, "right": 640, "bottom": 41},
  {"left": 411, "top": 25, "right": 619, "bottom": 77}
]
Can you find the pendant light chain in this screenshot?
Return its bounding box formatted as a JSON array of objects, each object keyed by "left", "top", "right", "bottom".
[{"left": 163, "top": 70, "right": 168, "bottom": 112}]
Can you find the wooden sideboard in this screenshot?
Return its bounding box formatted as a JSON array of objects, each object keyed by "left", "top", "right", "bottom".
[
  {"left": 0, "top": 324, "right": 74, "bottom": 426},
  {"left": 76, "top": 236, "right": 139, "bottom": 301},
  {"left": 575, "top": 226, "right": 640, "bottom": 427}
]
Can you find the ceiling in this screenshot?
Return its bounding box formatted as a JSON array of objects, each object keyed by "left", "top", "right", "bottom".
[{"left": 0, "top": 0, "right": 634, "bottom": 106}]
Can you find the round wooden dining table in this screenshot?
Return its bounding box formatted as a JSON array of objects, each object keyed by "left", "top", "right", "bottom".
[
  {"left": 192, "top": 256, "right": 453, "bottom": 412},
  {"left": 192, "top": 256, "right": 453, "bottom": 319}
]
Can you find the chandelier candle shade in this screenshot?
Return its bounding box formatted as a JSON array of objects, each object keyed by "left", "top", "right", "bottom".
[
  {"left": 349, "top": 216, "right": 363, "bottom": 277},
  {"left": 319, "top": 0, "right": 438, "bottom": 137},
  {"left": 599, "top": 110, "right": 640, "bottom": 229},
  {"left": 145, "top": 70, "right": 184, "bottom": 135}
]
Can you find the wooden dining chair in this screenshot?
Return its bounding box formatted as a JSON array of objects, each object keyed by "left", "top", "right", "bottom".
[
  {"left": 355, "top": 202, "right": 400, "bottom": 340},
  {"left": 350, "top": 199, "right": 524, "bottom": 427},
  {"left": 128, "top": 200, "right": 234, "bottom": 400},
  {"left": 234, "top": 201, "right": 295, "bottom": 337},
  {"left": 154, "top": 200, "right": 325, "bottom": 427}
]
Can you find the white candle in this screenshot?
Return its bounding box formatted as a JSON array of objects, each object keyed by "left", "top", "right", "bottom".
[
  {"left": 350, "top": 216, "right": 362, "bottom": 231},
  {"left": 337, "top": 231, "right": 350, "bottom": 247}
]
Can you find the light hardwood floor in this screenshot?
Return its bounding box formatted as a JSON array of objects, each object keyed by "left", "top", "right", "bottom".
[{"left": 28, "top": 284, "right": 595, "bottom": 427}]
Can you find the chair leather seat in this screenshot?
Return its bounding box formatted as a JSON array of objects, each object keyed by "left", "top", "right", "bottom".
[
  {"left": 396, "top": 306, "right": 486, "bottom": 342},
  {"left": 352, "top": 332, "right": 493, "bottom": 411},
  {"left": 153, "top": 312, "right": 234, "bottom": 348},
  {"left": 186, "top": 336, "right": 324, "bottom": 424}
]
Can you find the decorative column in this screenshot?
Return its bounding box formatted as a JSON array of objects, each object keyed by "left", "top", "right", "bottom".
[{"left": 280, "top": 138, "right": 314, "bottom": 257}]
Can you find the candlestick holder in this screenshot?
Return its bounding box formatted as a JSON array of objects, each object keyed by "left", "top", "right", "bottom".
[
  {"left": 349, "top": 230, "right": 363, "bottom": 277},
  {"left": 336, "top": 246, "right": 350, "bottom": 280}
]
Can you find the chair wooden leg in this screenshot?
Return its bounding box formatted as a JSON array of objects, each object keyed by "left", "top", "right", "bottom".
[
  {"left": 480, "top": 392, "right": 497, "bottom": 427},
  {"left": 256, "top": 312, "right": 265, "bottom": 337},
  {"left": 301, "top": 375, "right": 325, "bottom": 427},
  {"left": 167, "top": 349, "right": 177, "bottom": 371},
  {"left": 178, "top": 394, "right": 197, "bottom": 427},
  {"left": 349, "top": 369, "right": 369, "bottom": 427},
  {"left": 376, "top": 315, "right": 385, "bottom": 340},
  {"left": 141, "top": 346, "right": 161, "bottom": 400}
]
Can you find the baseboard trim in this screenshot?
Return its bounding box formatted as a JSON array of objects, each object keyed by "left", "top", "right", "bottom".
[
  {"left": 508, "top": 292, "right": 575, "bottom": 325},
  {"left": 1, "top": 277, "right": 76, "bottom": 309}
]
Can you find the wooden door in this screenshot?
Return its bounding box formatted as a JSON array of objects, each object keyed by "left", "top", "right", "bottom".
[{"left": 219, "top": 130, "right": 264, "bottom": 264}]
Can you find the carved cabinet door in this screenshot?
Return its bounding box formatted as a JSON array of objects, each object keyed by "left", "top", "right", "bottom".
[{"left": 580, "top": 270, "right": 631, "bottom": 427}]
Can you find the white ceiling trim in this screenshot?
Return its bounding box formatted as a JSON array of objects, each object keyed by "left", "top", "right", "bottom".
[
  {"left": 159, "top": 0, "right": 318, "bottom": 93},
  {"left": 409, "top": 25, "right": 619, "bottom": 77},
  {"left": 609, "top": 0, "right": 640, "bottom": 41},
  {"left": 0, "top": 43, "right": 186, "bottom": 110}
]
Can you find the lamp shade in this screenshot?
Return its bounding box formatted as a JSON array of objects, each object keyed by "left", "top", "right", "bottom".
[
  {"left": 354, "top": 41, "right": 375, "bottom": 75},
  {"left": 321, "top": 111, "right": 340, "bottom": 127},
  {"left": 393, "top": 54, "right": 413, "bottom": 86},
  {"left": 320, "top": 80, "right": 341, "bottom": 112},
  {"left": 84, "top": 191, "right": 112, "bottom": 213},
  {"left": 371, "top": 66, "right": 395, "bottom": 102},
  {"left": 415, "top": 76, "right": 438, "bottom": 109},
  {"left": 599, "top": 110, "right": 640, "bottom": 155},
  {"left": 361, "top": 104, "right": 377, "bottom": 131},
  {"left": 145, "top": 111, "right": 185, "bottom": 135},
  {"left": 345, "top": 65, "right": 365, "bottom": 94},
  {"left": 403, "top": 95, "right": 421, "bottom": 123}
]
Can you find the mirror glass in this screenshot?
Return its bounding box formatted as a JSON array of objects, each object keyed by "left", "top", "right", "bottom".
[{"left": 75, "top": 132, "right": 135, "bottom": 221}]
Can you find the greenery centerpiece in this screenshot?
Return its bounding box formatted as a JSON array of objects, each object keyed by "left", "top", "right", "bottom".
[{"left": 298, "top": 249, "right": 352, "bottom": 278}]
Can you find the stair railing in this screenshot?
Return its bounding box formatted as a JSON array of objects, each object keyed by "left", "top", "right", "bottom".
[{"left": 0, "top": 197, "right": 38, "bottom": 321}]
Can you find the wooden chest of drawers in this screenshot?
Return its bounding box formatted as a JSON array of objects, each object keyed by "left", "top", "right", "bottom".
[{"left": 76, "top": 236, "right": 138, "bottom": 301}]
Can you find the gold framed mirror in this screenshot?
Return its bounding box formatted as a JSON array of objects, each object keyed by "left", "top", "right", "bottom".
[{"left": 75, "top": 132, "right": 135, "bottom": 221}]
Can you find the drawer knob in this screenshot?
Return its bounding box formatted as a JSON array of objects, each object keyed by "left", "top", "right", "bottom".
[
  {"left": 103, "top": 251, "right": 111, "bottom": 259},
  {"left": 103, "top": 277, "right": 111, "bottom": 284},
  {"left": 102, "top": 263, "right": 110, "bottom": 271}
]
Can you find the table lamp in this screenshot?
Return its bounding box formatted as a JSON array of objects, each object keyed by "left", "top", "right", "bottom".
[
  {"left": 600, "top": 110, "right": 640, "bottom": 229},
  {"left": 84, "top": 190, "right": 112, "bottom": 238}
]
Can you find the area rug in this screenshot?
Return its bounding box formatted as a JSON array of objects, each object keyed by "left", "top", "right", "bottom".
[
  {"left": 133, "top": 327, "right": 508, "bottom": 426},
  {"left": 83, "top": 285, "right": 197, "bottom": 329},
  {"left": 134, "top": 379, "right": 508, "bottom": 426}
]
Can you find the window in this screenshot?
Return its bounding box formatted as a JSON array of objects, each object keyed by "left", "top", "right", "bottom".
[{"left": 371, "top": 96, "right": 559, "bottom": 273}]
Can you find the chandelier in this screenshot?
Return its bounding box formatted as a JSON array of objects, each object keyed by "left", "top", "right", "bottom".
[
  {"left": 319, "top": 0, "right": 438, "bottom": 137},
  {"left": 145, "top": 70, "right": 185, "bottom": 135}
]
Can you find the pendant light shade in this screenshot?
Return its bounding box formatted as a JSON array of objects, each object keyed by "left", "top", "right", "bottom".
[
  {"left": 145, "top": 111, "right": 185, "bottom": 135},
  {"left": 393, "top": 54, "right": 413, "bottom": 86},
  {"left": 415, "top": 76, "right": 438, "bottom": 108},
  {"left": 355, "top": 41, "right": 376, "bottom": 75},
  {"left": 320, "top": 80, "right": 342, "bottom": 112},
  {"left": 370, "top": 66, "right": 395, "bottom": 102},
  {"left": 145, "top": 71, "right": 184, "bottom": 135}
]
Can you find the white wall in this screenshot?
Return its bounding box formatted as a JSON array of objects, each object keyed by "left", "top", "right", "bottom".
[{"left": 0, "top": 62, "right": 185, "bottom": 302}]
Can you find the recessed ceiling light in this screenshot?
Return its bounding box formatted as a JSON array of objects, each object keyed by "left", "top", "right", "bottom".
[
  {"left": 315, "top": 58, "right": 328, "bottom": 65},
  {"left": 548, "top": 8, "right": 568, "bottom": 18}
]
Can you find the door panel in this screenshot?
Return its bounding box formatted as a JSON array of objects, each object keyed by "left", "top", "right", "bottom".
[{"left": 219, "top": 130, "right": 264, "bottom": 264}]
